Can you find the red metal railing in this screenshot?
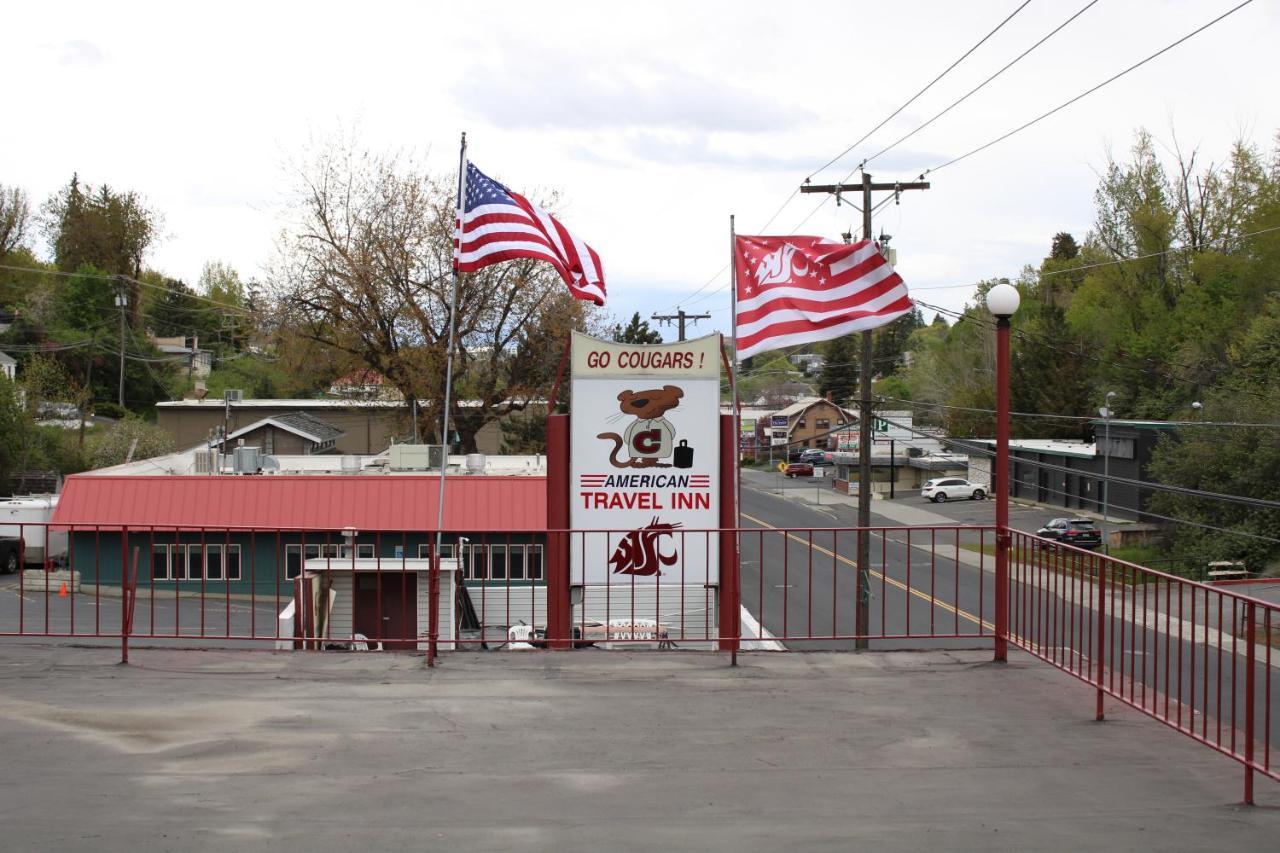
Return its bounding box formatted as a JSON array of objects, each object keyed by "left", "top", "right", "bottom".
[
  {"left": 2, "top": 520, "right": 1274, "bottom": 799},
  {"left": 1007, "top": 530, "right": 1278, "bottom": 803},
  {"left": 0, "top": 523, "right": 993, "bottom": 652}
]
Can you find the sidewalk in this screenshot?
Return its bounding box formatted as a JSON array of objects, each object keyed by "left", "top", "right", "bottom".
[{"left": 0, "top": 644, "right": 1273, "bottom": 851}]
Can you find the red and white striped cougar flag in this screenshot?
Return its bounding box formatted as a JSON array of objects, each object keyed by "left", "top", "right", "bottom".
[
  {"left": 455, "top": 161, "right": 606, "bottom": 305},
  {"left": 734, "top": 236, "right": 911, "bottom": 359}
]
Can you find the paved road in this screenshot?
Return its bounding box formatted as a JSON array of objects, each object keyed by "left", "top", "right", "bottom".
[
  {"left": 738, "top": 473, "right": 996, "bottom": 651},
  {"left": 0, "top": 577, "right": 288, "bottom": 647},
  {"left": 739, "top": 469, "right": 1279, "bottom": 768}
]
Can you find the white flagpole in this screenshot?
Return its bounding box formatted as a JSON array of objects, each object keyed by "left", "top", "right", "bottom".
[
  {"left": 433, "top": 131, "right": 467, "bottom": 660},
  {"left": 728, "top": 215, "right": 741, "bottom": 556}
]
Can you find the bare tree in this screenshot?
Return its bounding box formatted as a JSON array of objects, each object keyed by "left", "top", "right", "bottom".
[
  {"left": 0, "top": 183, "right": 31, "bottom": 256},
  {"left": 270, "top": 139, "right": 600, "bottom": 450}
]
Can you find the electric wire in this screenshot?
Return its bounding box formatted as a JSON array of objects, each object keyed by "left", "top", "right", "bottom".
[
  {"left": 912, "top": 298, "right": 1276, "bottom": 401},
  {"left": 0, "top": 263, "right": 255, "bottom": 315},
  {"left": 664, "top": 2, "right": 1034, "bottom": 313},
  {"left": 807, "top": 0, "right": 1034, "bottom": 181},
  {"left": 858, "top": 0, "right": 1100, "bottom": 172},
  {"left": 923, "top": 0, "right": 1257, "bottom": 176}
]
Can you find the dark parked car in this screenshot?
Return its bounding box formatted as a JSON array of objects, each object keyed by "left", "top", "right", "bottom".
[
  {"left": 799, "top": 448, "right": 830, "bottom": 466},
  {"left": 784, "top": 462, "right": 815, "bottom": 478},
  {"left": 1036, "top": 518, "right": 1102, "bottom": 550}
]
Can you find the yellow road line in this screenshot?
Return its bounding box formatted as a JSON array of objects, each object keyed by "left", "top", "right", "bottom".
[{"left": 740, "top": 512, "right": 995, "bottom": 632}]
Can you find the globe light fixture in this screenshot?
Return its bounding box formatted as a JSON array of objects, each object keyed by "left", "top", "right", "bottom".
[{"left": 985, "top": 282, "right": 1021, "bottom": 317}]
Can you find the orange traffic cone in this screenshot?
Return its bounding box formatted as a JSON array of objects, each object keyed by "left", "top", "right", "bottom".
[{"left": 58, "top": 582, "right": 68, "bottom": 598}]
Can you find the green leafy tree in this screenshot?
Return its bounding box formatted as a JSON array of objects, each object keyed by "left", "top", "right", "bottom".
[
  {"left": 88, "top": 416, "right": 175, "bottom": 469},
  {"left": 0, "top": 183, "right": 32, "bottom": 257},
  {"left": 499, "top": 412, "right": 547, "bottom": 453},
  {"left": 612, "top": 312, "right": 662, "bottom": 344}
]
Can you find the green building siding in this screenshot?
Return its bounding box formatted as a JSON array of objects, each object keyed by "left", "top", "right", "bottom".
[{"left": 69, "top": 531, "right": 547, "bottom": 595}]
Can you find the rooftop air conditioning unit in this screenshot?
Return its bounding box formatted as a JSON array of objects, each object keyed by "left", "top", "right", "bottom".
[
  {"left": 233, "top": 446, "right": 261, "bottom": 474},
  {"left": 389, "top": 444, "right": 443, "bottom": 471},
  {"left": 340, "top": 455, "right": 361, "bottom": 474},
  {"left": 194, "top": 450, "right": 220, "bottom": 473},
  {"left": 465, "top": 453, "right": 486, "bottom": 475},
  {"left": 224, "top": 388, "right": 244, "bottom": 403}
]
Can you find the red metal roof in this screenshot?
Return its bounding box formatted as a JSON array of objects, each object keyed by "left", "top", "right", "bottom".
[{"left": 52, "top": 475, "right": 547, "bottom": 532}]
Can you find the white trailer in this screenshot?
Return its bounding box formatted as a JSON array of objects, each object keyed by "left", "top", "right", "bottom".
[{"left": 0, "top": 496, "right": 68, "bottom": 565}]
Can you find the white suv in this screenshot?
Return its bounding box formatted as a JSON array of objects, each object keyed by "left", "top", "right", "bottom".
[{"left": 921, "top": 477, "right": 987, "bottom": 502}]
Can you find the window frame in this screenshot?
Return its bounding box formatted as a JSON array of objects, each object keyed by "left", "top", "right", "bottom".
[{"left": 150, "top": 543, "right": 241, "bottom": 581}]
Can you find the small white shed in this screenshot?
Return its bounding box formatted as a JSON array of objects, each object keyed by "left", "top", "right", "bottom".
[{"left": 300, "top": 557, "right": 460, "bottom": 651}]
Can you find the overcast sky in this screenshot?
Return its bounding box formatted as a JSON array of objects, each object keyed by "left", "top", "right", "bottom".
[{"left": 6, "top": 0, "right": 1278, "bottom": 339}]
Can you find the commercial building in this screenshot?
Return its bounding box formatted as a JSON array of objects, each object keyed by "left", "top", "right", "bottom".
[
  {"left": 964, "top": 419, "right": 1176, "bottom": 520},
  {"left": 155, "top": 398, "right": 545, "bottom": 456},
  {"left": 51, "top": 449, "right": 550, "bottom": 648}
]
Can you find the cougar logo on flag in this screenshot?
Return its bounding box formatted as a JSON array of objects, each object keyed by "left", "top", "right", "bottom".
[
  {"left": 608, "top": 518, "right": 682, "bottom": 576},
  {"left": 754, "top": 243, "right": 809, "bottom": 287}
]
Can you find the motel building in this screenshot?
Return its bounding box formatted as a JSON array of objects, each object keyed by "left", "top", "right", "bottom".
[
  {"left": 46, "top": 444, "right": 718, "bottom": 650},
  {"left": 49, "top": 448, "right": 550, "bottom": 650}
]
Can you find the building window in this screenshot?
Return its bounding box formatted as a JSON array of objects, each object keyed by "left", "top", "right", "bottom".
[
  {"left": 150, "top": 544, "right": 241, "bottom": 581},
  {"left": 1100, "top": 436, "right": 1135, "bottom": 459},
  {"left": 417, "top": 542, "right": 542, "bottom": 581},
  {"left": 285, "top": 543, "right": 342, "bottom": 579},
  {"left": 416, "top": 543, "right": 457, "bottom": 560},
  {"left": 816, "top": 418, "right": 830, "bottom": 430},
  {"left": 797, "top": 419, "right": 806, "bottom": 430},
  {"left": 264, "top": 431, "right": 274, "bottom": 455}
]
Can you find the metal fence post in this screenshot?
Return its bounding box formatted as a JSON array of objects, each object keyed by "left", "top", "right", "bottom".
[
  {"left": 1095, "top": 555, "right": 1106, "bottom": 721},
  {"left": 1244, "top": 599, "right": 1256, "bottom": 805}
]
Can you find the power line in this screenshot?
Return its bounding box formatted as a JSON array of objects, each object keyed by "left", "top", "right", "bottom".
[
  {"left": 924, "top": 0, "right": 1257, "bottom": 176},
  {"left": 882, "top": 396, "right": 1280, "bottom": 429},
  {"left": 0, "top": 263, "right": 255, "bottom": 315},
  {"left": 1039, "top": 223, "right": 1280, "bottom": 277},
  {"left": 911, "top": 298, "right": 1274, "bottom": 400},
  {"left": 807, "top": 0, "right": 1033, "bottom": 180},
  {"left": 871, "top": 413, "right": 1280, "bottom": 511},
  {"left": 862, "top": 0, "right": 1099, "bottom": 170},
  {"left": 664, "top": 2, "right": 1033, "bottom": 314}
]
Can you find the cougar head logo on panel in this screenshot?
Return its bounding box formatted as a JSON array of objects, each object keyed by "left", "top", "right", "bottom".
[
  {"left": 608, "top": 517, "right": 682, "bottom": 576},
  {"left": 596, "top": 384, "right": 684, "bottom": 469},
  {"left": 754, "top": 243, "right": 809, "bottom": 288}
]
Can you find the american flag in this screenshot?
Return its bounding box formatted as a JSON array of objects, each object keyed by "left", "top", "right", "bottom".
[
  {"left": 455, "top": 161, "right": 606, "bottom": 305},
  {"left": 733, "top": 236, "right": 911, "bottom": 360}
]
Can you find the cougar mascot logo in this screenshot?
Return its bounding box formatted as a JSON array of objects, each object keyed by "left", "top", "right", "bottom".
[
  {"left": 597, "top": 385, "right": 683, "bottom": 469},
  {"left": 609, "top": 518, "right": 682, "bottom": 576},
  {"left": 754, "top": 243, "right": 809, "bottom": 288}
]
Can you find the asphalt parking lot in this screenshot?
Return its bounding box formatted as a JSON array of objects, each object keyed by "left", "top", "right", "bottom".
[{"left": 0, "top": 644, "right": 1275, "bottom": 851}]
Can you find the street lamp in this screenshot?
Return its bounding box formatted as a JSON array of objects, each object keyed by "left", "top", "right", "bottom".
[
  {"left": 1098, "top": 391, "right": 1117, "bottom": 554},
  {"left": 985, "top": 282, "right": 1020, "bottom": 663}
]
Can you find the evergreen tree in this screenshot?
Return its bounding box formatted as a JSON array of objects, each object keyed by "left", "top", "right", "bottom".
[
  {"left": 817, "top": 335, "right": 860, "bottom": 405},
  {"left": 612, "top": 312, "right": 662, "bottom": 344}
]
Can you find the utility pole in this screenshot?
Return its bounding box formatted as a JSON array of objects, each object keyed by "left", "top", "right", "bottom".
[
  {"left": 800, "top": 172, "right": 929, "bottom": 648},
  {"left": 114, "top": 276, "right": 128, "bottom": 409},
  {"left": 651, "top": 308, "right": 711, "bottom": 342}
]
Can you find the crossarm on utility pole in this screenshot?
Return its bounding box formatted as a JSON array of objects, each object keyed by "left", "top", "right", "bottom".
[{"left": 796, "top": 171, "right": 930, "bottom": 649}]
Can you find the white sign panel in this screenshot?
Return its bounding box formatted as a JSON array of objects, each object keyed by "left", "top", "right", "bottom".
[{"left": 570, "top": 331, "right": 721, "bottom": 586}]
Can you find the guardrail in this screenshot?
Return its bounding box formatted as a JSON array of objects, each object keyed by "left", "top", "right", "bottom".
[
  {"left": 1007, "top": 530, "right": 1277, "bottom": 803},
  {"left": 0, "top": 523, "right": 994, "bottom": 655},
  {"left": 1, "top": 521, "right": 1272, "bottom": 800}
]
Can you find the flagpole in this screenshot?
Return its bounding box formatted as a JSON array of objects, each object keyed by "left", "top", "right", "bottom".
[
  {"left": 432, "top": 130, "right": 467, "bottom": 666},
  {"left": 728, "top": 214, "right": 741, "bottom": 666}
]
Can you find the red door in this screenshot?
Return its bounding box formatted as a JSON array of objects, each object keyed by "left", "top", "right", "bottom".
[{"left": 353, "top": 573, "right": 418, "bottom": 651}]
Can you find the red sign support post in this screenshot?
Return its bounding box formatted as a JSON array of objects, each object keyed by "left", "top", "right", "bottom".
[
  {"left": 545, "top": 413, "right": 572, "bottom": 648},
  {"left": 718, "top": 414, "right": 740, "bottom": 661}
]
